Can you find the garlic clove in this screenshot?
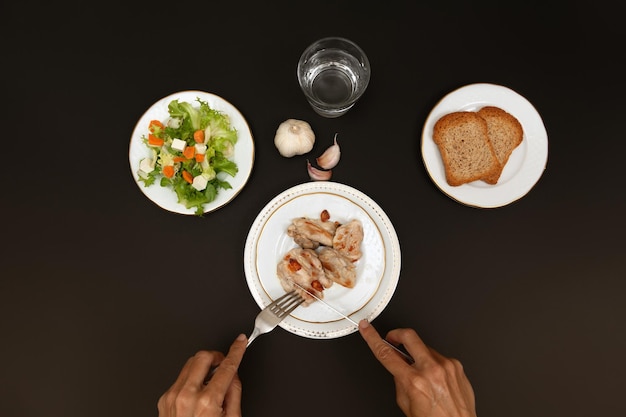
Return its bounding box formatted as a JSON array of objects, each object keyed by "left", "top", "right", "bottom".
[
  {"left": 316, "top": 133, "right": 341, "bottom": 170},
  {"left": 307, "top": 160, "right": 332, "bottom": 181}
]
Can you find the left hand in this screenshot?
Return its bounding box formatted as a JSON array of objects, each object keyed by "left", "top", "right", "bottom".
[{"left": 157, "top": 333, "right": 247, "bottom": 417}]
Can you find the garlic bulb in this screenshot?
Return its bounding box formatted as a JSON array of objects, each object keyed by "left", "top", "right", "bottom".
[
  {"left": 274, "top": 119, "right": 315, "bottom": 157},
  {"left": 307, "top": 160, "right": 332, "bottom": 181},
  {"left": 316, "top": 133, "right": 341, "bottom": 169}
]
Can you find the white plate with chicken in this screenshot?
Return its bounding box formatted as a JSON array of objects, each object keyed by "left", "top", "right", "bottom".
[{"left": 243, "top": 181, "right": 401, "bottom": 339}]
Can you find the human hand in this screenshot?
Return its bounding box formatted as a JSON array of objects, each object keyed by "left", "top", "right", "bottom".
[
  {"left": 358, "top": 320, "right": 476, "bottom": 417},
  {"left": 157, "top": 334, "right": 247, "bottom": 417}
]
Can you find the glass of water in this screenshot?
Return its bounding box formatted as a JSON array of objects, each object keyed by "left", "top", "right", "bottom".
[{"left": 297, "top": 37, "right": 371, "bottom": 118}]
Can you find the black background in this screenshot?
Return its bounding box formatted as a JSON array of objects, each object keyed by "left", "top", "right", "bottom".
[{"left": 2, "top": 1, "right": 625, "bottom": 416}]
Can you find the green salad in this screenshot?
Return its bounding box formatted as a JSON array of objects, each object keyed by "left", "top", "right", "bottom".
[{"left": 137, "top": 98, "right": 239, "bottom": 216}]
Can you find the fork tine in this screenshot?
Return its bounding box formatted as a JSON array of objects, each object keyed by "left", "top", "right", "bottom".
[
  {"left": 269, "top": 290, "right": 304, "bottom": 318},
  {"left": 273, "top": 289, "right": 297, "bottom": 304},
  {"left": 246, "top": 290, "right": 305, "bottom": 347},
  {"left": 281, "top": 298, "right": 303, "bottom": 315}
]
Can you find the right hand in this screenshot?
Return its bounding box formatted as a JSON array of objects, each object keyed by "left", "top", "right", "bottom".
[{"left": 358, "top": 320, "right": 476, "bottom": 417}]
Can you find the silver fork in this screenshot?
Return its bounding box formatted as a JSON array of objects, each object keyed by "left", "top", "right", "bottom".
[
  {"left": 247, "top": 290, "right": 305, "bottom": 347},
  {"left": 204, "top": 290, "right": 304, "bottom": 383}
]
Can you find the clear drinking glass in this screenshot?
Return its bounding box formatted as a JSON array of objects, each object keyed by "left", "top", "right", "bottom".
[{"left": 297, "top": 37, "right": 371, "bottom": 118}]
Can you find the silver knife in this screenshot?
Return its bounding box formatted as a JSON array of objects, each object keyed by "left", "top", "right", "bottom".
[{"left": 291, "top": 282, "right": 414, "bottom": 364}]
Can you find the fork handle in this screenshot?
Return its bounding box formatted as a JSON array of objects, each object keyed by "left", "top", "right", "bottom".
[{"left": 247, "top": 329, "right": 260, "bottom": 347}]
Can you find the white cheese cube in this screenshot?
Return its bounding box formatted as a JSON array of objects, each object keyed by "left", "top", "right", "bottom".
[
  {"left": 192, "top": 175, "right": 209, "bottom": 191},
  {"left": 139, "top": 157, "right": 155, "bottom": 173},
  {"left": 195, "top": 143, "right": 207, "bottom": 154},
  {"left": 171, "top": 138, "right": 186, "bottom": 152}
]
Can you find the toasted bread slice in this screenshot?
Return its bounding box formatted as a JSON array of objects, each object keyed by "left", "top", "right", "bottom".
[
  {"left": 433, "top": 111, "right": 500, "bottom": 186},
  {"left": 478, "top": 106, "right": 524, "bottom": 184}
]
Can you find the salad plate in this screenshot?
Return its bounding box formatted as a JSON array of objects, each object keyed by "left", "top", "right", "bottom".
[
  {"left": 421, "top": 83, "right": 548, "bottom": 208},
  {"left": 243, "top": 181, "right": 401, "bottom": 339},
  {"left": 128, "top": 90, "right": 254, "bottom": 215}
]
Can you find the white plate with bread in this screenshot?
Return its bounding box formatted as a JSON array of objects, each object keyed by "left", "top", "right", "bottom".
[{"left": 421, "top": 83, "right": 548, "bottom": 208}]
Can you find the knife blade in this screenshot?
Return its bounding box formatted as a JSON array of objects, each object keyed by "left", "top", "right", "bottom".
[
  {"left": 291, "top": 282, "right": 414, "bottom": 364},
  {"left": 292, "top": 281, "right": 359, "bottom": 326}
]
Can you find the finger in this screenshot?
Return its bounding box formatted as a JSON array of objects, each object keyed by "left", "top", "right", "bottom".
[
  {"left": 186, "top": 350, "right": 224, "bottom": 387},
  {"left": 158, "top": 364, "right": 187, "bottom": 416},
  {"left": 386, "top": 328, "right": 435, "bottom": 368},
  {"left": 358, "top": 320, "right": 410, "bottom": 375},
  {"left": 428, "top": 346, "right": 449, "bottom": 363},
  {"left": 429, "top": 349, "right": 473, "bottom": 386},
  {"left": 222, "top": 373, "right": 243, "bottom": 417},
  {"left": 167, "top": 354, "right": 199, "bottom": 394},
  {"left": 206, "top": 334, "right": 247, "bottom": 394},
  {"left": 175, "top": 355, "right": 195, "bottom": 383},
  {"left": 158, "top": 353, "right": 212, "bottom": 415}
]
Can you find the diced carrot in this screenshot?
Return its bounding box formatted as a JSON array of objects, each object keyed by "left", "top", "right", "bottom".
[
  {"left": 149, "top": 120, "right": 165, "bottom": 133},
  {"left": 193, "top": 129, "right": 205, "bottom": 143},
  {"left": 162, "top": 165, "right": 175, "bottom": 178},
  {"left": 182, "top": 170, "right": 194, "bottom": 184},
  {"left": 183, "top": 146, "right": 195, "bottom": 159},
  {"left": 148, "top": 134, "right": 164, "bottom": 146},
  {"left": 195, "top": 153, "right": 205, "bottom": 163},
  {"left": 173, "top": 156, "right": 186, "bottom": 163}
]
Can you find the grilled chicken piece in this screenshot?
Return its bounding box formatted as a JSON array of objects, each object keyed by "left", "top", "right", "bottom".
[
  {"left": 287, "top": 216, "right": 338, "bottom": 249},
  {"left": 318, "top": 247, "right": 356, "bottom": 288},
  {"left": 276, "top": 248, "right": 333, "bottom": 304},
  {"left": 332, "top": 219, "right": 364, "bottom": 262}
]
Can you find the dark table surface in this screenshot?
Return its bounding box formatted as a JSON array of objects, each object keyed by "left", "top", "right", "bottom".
[{"left": 3, "top": 2, "right": 625, "bottom": 417}]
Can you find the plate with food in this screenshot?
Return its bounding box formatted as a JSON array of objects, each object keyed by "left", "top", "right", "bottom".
[
  {"left": 421, "top": 83, "right": 548, "bottom": 208},
  {"left": 128, "top": 90, "right": 254, "bottom": 215},
  {"left": 243, "top": 181, "right": 401, "bottom": 339}
]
